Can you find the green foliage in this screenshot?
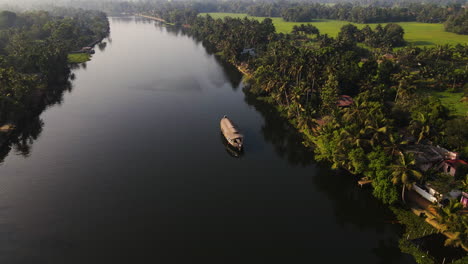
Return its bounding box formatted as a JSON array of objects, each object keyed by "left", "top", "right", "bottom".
[
  {"left": 191, "top": 15, "right": 275, "bottom": 64},
  {"left": 292, "top": 24, "right": 319, "bottom": 36},
  {"left": 390, "top": 206, "right": 437, "bottom": 240},
  {"left": 390, "top": 152, "right": 423, "bottom": 202},
  {"left": 445, "top": 10, "right": 468, "bottom": 35},
  {"left": 319, "top": 71, "right": 339, "bottom": 114},
  {"left": 188, "top": 9, "right": 468, "bottom": 253},
  {"left": 399, "top": 239, "right": 436, "bottom": 264},
  {"left": 279, "top": 3, "right": 450, "bottom": 24},
  {"left": 426, "top": 91, "right": 468, "bottom": 117},
  {"left": 0, "top": 10, "right": 17, "bottom": 29},
  {"left": 367, "top": 148, "right": 399, "bottom": 204},
  {"left": 338, "top": 24, "right": 360, "bottom": 44},
  {"left": 391, "top": 206, "right": 438, "bottom": 264},
  {"left": 452, "top": 256, "right": 468, "bottom": 264},
  {"left": 427, "top": 173, "right": 463, "bottom": 195},
  {"left": 204, "top": 13, "right": 468, "bottom": 48},
  {"left": 0, "top": 67, "right": 39, "bottom": 122},
  {"left": 383, "top": 23, "right": 406, "bottom": 47},
  {"left": 0, "top": 9, "right": 108, "bottom": 124},
  {"left": 431, "top": 199, "right": 467, "bottom": 248}
]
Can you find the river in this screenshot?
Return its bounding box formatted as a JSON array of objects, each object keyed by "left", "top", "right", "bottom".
[{"left": 0, "top": 17, "right": 417, "bottom": 264}]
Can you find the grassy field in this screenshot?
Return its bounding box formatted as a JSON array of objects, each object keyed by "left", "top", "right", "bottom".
[
  {"left": 68, "top": 53, "right": 91, "bottom": 63},
  {"left": 201, "top": 13, "right": 468, "bottom": 47},
  {"left": 426, "top": 91, "right": 468, "bottom": 116}
]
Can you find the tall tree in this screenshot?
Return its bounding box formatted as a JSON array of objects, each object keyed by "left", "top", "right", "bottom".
[{"left": 390, "top": 152, "right": 422, "bottom": 202}]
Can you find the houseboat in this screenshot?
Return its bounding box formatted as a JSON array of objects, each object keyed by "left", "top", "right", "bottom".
[{"left": 220, "top": 115, "right": 243, "bottom": 151}]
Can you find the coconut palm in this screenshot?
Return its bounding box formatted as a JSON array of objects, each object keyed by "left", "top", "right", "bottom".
[
  {"left": 390, "top": 152, "right": 423, "bottom": 202},
  {"left": 384, "top": 134, "right": 408, "bottom": 157},
  {"left": 409, "top": 112, "right": 431, "bottom": 143},
  {"left": 430, "top": 200, "right": 466, "bottom": 248}
]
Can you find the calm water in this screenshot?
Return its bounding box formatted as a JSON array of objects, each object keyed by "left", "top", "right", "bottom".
[{"left": 0, "top": 17, "right": 417, "bottom": 264}]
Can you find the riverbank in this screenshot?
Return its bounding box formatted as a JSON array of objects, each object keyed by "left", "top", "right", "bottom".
[
  {"left": 1, "top": 17, "right": 410, "bottom": 263},
  {"left": 135, "top": 14, "right": 173, "bottom": 25},
  {"left": 224, "top": 52, "right": 468, "bottom": 263},
  {"left": 182, "top": 13, "right": 468, "bottom": 260},
  {"left": 0, "top": 22, "right": 110, "bottom": 155}
]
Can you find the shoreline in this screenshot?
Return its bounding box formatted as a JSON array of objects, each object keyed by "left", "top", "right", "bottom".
[
  {"left": 231, "top": 58, "right": 468, "bottom": 255},
  {"left": 0, "top": 33, "right": 109, "bottom": 152},
  {"left": 136, "top": 14, "right": 170, "bottom": 24}
]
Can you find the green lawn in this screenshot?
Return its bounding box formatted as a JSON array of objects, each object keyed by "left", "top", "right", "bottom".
[
  {"left": 68, "top": 53, "right": 91, "bottom": 63},
  {"left": 201, "top": 13, "right": 468, "bottom": 47},
  {"left": 427, "top": 91, "right": 468, "bottom": 116}
]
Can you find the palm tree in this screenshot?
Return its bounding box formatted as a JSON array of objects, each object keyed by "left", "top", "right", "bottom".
[
  {"left": 390, "top": 152, "right": 423, "bottom": 202},
  {"left": 410, "top": 112, "right": 430, "bottom": 143},
  {"left": 430, "top": 199, "right": 466, "bottom": 248},
  {"left": 434, "top": 199, "right": 463, "bottom": 226},
  {"left": 384, "top": 133, "right": 408, "bottom": 157}
]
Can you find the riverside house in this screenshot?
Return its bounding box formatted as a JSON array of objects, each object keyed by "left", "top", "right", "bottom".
[{"left": 405, "top": 145, "right": 468, "bottom": 205}]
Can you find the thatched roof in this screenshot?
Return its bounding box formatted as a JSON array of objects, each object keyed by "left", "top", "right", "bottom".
[{"left": 221, "top": 117, "right": 243, "bottom": 140}]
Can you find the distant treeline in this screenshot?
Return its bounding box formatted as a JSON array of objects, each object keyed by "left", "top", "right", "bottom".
[
  {"left": 278, "top": 3, "right": 460, "bottom": 23},
  {"left": 445, "top": 9, "right": 468, "bottom": 35},
  {"left": 68, "top": 0, "right": 468, "bottom": 35},
  {"left": 8, "top": 0, "right": 467, "bottom": 14},
  {"left": 0, "top": 8, "right": 109, "bottom": 124}
]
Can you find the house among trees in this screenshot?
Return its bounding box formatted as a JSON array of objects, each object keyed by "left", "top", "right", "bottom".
[
  {"left": 405, "top": 144, "right": 467, "bottom": 176},
  {"left": 405, "top": 145, "right": 468, "bottom": 205},
  {"left": 336, "top": 95, "right": 353, "bottom": 107},
  {"left": 404, "top": 145, "right": 448, "bottom": 172}
]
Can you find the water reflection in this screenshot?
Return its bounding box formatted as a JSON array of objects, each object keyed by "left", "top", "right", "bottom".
[
  {"left": 242, "top": 88, "right": 414, "bottom": 264},
  {"left": 244, "top": 92, "right": 315, "bottom": 166},
  {"left": 0, "top": 17, "right": 422, "bottom": 264},
  {"left": 0, "top": 81, "right": 73, "bottom": 164},
  {"left": 220, "top": 133, "right": 244, "bottom": 158},
  {"left": 214, "top": 56, "right": 243, "bottom": 90},
  {"left": 98, "top": 42, "right": 107, "bottom": 51}
]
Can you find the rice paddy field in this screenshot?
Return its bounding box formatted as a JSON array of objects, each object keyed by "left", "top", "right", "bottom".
[
  {"left": 201, "top": 13, "right": 468, "bottom": 48},
  {"left": 424, "top": 91, "right": 468, "bottom": 116}
]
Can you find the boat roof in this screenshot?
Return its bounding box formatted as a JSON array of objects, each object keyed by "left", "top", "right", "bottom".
[{"left": 221, "top": 117, "right": 244, "bottom": 140}]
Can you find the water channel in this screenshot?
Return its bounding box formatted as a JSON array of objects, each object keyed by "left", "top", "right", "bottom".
[{"left": 0, "top": 17, "right": 418, "bottom": 264}]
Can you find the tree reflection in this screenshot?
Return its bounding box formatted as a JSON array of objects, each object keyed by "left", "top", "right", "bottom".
[
  {"left": 244, "top": 92, "right": 315, "bottom": 166},
  {"left": 243, "top": 90, "right": 414, "bottom": 263},
  {"left": 0, "top": 80, "right": 73, "bottom": 163},
  {"left": 214, "top": 56, "right": 243, "bottom": 90},
  {"left": 98, "top": 42, "right": 107, "bottom": 51}
]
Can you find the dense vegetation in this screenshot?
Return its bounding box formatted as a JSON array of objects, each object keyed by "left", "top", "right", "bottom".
[
  {"left": 205, "top": 13, "right": 468, "bottom": 48},
  {"left": 68, "top": 0, "right": 468, "bottom": 36},
  {"left": 31, "top": 0, "right": 466, "bottom": 36},
  {"left": 143, "top": 3, "right": 468, "bottom": 252},
  {"left": 0, "top": 9, "right": 108, "bottom": 127},
  {"left": 445, "top": 9, "right": 468, "bottom": 35},
  {"left": 277, "top": 3, "right": 459, "bottom": 24},
  {"left": 1, "top": 0, "right": 466, "bottom": 259}
]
